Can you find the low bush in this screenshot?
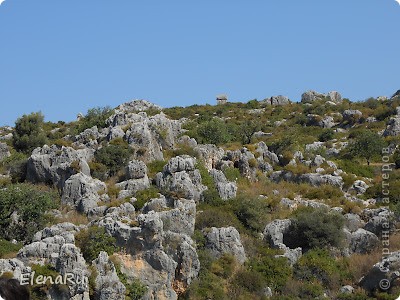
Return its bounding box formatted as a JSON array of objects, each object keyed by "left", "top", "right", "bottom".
[
  {"left": 285, "top": 207, "right": 345, "bottom": 250},
  {"left": 133, "top": 186, "right": 160, "bottom": 210},
  {"left": 75, "top": 226, "right": 118, "bottom": 262},
  {"left": 0, "top": 239, "right": 23, "bottom": 258},
  {"left": 94, "top": 139, "right": 133, "bottom": 176}
]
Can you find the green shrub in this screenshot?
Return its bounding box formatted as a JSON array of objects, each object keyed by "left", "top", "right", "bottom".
[
  {"left": 337, "top": 159, "right": 375, "bottom": 178},
  {"left": 88, "top": 161, "right": 108, "bottom": 181},
  {"left": 73, "top": 106, "right": 113, "bottom": 134},
  {"left": 94, "top": 140, "right": 133, "bottom": 176},
  {"left": 248, "top": 247, "right": 292, "bottom": 292},
  {"left": 285, "top": 207, "right": 345, "bottom": 250},
  {"left": 0, "top": 239, "right": 23, "bottom": 258},
  {"left": 75, "top": 226, "right": 118, "bottom": 262},
  {"left": 318, "top": 129, "right": 335, "bottom": 142},
  {"left": 13, "top": 112, "right": 48, "bottom": 154},
  {"left": 147, "top": 160, "right": 167, "bottom": 178},
  {"left": 230, "top": 196, "right": 272, "bottom": 232},
  {"left": 294, "top": 249, "right": 351, "bottom": 289},
  {"left": 0, "top": 183, "right": 59, "bottom": 242},
  {"left": 194, "top": 119, "right": 232, "bottom": 145},
  {"left": 133, "top": 186, "right": 160, "bottom": 210},
  {"left": 223, "top": 167, "right": 241, "bottom": 182},
  {"left": 195, "top": 206, "right": 243, "bottom": 231},
  {"left": 346, "top": 131, "right": 386, "bottom": 165},
  {"left": 29, "top": 264, "right": 68, "bottom": 300},
  {"left": 1, "top": 151, "right": 28, "bottom": 183}
]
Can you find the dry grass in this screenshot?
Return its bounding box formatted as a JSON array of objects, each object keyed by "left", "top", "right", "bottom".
[
  {"left": 56, "top": 208, "right": 89, "bottom": 225},
  {"left": 348, "top": 249, "right": 382, "bottom": 282}
]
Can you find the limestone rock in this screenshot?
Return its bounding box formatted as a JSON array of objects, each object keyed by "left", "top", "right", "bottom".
[
  {"left": 205, "top": 227, "right": 246, "bottom": 264},
  {"left": 0, "top": 142, "right": 10, "bottom": 161}
]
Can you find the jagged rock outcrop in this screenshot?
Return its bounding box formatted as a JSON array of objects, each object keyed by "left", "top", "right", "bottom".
[
  {"left": 62, "top": 172, "right": 107, "bottom": 213},
  {"left": 116, "top": 160, "right": 150, "bottom": 199},
  {"left": 256, "top": 142, "right": 279, "bottom": 165},
  {"left": 155, "top": 156, "right": 206, "bottom": 202},
  {"left": 270, "top": 171, "right": 343, "bottom": 188},
  {"left": 209, "top": 169, "right": 237, "bottom": 200},
  {"left": 194, "top": 144, "right": 225, "bottom": 170},
  {"left": 106, "top": 105, "right": 183, "bottom": 162},
  {"left": 301, "top": 90, "right": 342, "bottom": 103},
  {"left": 0, "top": 142, "right": 10, "bottom": 161},
  {"left": 344, "top": 214, "right": 365, "bottom": 232},
  {"left": 26, "top": 145, "right": 93, "bottom": 189},
  {"left": 92, "top": 251, "right": 126, "bottom": 300},
  {"left": 263, "top": 95, "right": 291, "bottom": 106},
  {"left": 204, "top": 227, "right": 246, "bottom": 264}
]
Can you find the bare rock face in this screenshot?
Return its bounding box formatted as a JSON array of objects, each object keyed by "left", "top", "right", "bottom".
[
  {"left": 92, "top": 251, "right": 126, "bottom": 300},
  {"left": 204, "top": 227, "right": 247, "bottom": 264},
  {"left": 155, "top": 156, "right": 206, "bottom": 202},
  {"left": 194, "top": 144, "right": 225, "bottom": 170},
  {"left": 270, "top": 171, "right": 343, "bottom": 189},
  {"left": 0, "top": 258, "right": 31, "bottom": 281},
  {"left": 26, "top": 145, "right": 93, "bottom": 189},
  {"left": 263, "top": 219, "right": 292, "bottom": 248},
  {"left": 116, "top": 160, "right": 150, "bottom": 199},
  {"left": 301, "top": 90, "right": 342, "bottom": 103},
  {"left": 62, "top": 172, "right": 107, "bottom": 213},
  {"left": 115, "top": 99, "right": 162, "bottom": 113}
]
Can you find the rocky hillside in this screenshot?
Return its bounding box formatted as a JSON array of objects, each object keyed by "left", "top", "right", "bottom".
[{"left": 0, "top": 91, "right": 400, "bottom": 300}]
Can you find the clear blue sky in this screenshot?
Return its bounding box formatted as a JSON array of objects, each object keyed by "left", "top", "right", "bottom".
[{"left": 0, "top": 1, "right": 399, "bottom": 126}]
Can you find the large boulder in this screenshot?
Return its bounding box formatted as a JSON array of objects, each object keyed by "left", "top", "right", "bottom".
[
  {"left": 126, "top": 160, "right": 147, "bottom": 179},
  {"left": 0, "top": 258, "right": 31, "bottom": 280},
  {"left": 209, "top": 169, "right": 237, "bottom": 200},
  {"left": 62, "top": 172, "right": 107, "bottom": 213},
  {"left": 194, "top": 144, "right": 225, "bottom": 170},
  {"left": 26, "top": 145, "right": 92, "bottom": 189},
  {"left": 205, "top": 227, "right": 246, "bottom": 264},
  {"left": 116, "top": 160, "right": 150, "bottom": 199},
  {"left": 349, "top": 229, "right": 379, "bottom": 254},
  {"left": 263, "top": 219, "right": 292, "bottom": 248}
]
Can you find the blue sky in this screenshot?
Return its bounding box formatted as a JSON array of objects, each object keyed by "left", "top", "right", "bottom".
[{"left": 0, "top": 1, "right": 399, "bottom": 126}]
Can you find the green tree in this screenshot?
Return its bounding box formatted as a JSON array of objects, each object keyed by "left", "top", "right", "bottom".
[
  {"left": 0, "top": 183, "right": 59, "bottom": 242},
  {"left": 196, "top": 119, "right": 231, "bottom": 145},
  {"left": 13, "top": 112, "right": 48, "bottom": 154},
  {"left": 347, "top": 131, "right": 385, "bottom": 165},
  {"left": 239, "top": 119, "right": 261, "bottom": 144}
]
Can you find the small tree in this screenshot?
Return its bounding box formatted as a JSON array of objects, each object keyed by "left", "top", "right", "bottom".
[
  {"left": 13, "top": 112, "right": 48, "bottom": 154},
  {"left": 348, "top": 131, "right": 385, "bottom": 165},
  {"left": 196, "top": 119, "right": 231, "bottom": 145},
  {"left": 240, "top": 119, "right": 261, "bottom": 144},
  {"left": 73, "top": 106, "right": 113, "bottom": 134},
  {"left": 94, "top": 139, "right": 133, "bottom": 176}
]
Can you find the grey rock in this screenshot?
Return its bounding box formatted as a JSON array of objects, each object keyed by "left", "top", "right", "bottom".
[
  {"left": 62, "top": 173, "right": 106, "bottom": 213},
  {"left": 115, "top": 99, "right": 162, "bottom": 113},
  {"left": 116, "top": 176, "right": 150, "bottom": 199},
  {"left": 327, "top": 91, "right": 343, "bottom": 103},
  {"left": 0, "top": 258, "right": 31, "bottom": 280},
  {"left": 340, "top": 285, "right": 354, "bottom": 294},
  {"left": 301, "top": 90, "right": 326, "bottom": 103},
  {"left": 383, "top": 116, "right": 400, "bottom": 136},
  {"left": 264, "top": 95, "right": 291, "bottom": 106},
  {"left": 159, "top": 199, "right": 196, "bottom": 236},
  {"left": 92, "top": 251, "right": 126, "bottom": 300},
  {"left": 0, "top": 142, "right": 10, "bottom": 161},
  {"left": 342, "top": 110, "right": 362, "bottom": 121},
  {"left": 194, "top": 144, "right": 225, "bottom": 170},
  {"left": 344, "top": 214, "right": 365, "bottom": 232},
  {"left": 107, "top": 126, "right": 125, "bottom": 141},
  {"left": 263, "top": 219, "right": 292, "bottom": 248},
  {"left": 205, "top": 227, "right": 246, "bottom": 264},
  {"left": 350, "top": 180, "right": 369, "bottom": 194},
  {"left": 27, "top": 145, "right": 92, "bottom": 189},
  {"left": 349, "top": 229, "right": 379, "bottom": 254},
  {"left": 360, "top": 251, "right": 400, "bottom": 292},
  {"left": 209, "top": 169, "right": 237, "bottom": 200},
  {"left": 163, "top": 155, "right": 196, "bottom": 174}
]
